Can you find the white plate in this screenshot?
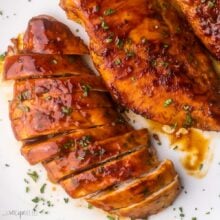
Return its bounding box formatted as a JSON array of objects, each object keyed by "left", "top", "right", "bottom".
[{"left": 0, "top": 1, "right": 220, "bottom": 220}]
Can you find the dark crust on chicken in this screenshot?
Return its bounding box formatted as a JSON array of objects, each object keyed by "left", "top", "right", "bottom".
[
  {"left": 171, "top": 0, "right": 220, "bottom": 60},
  {"left": 60, "top": 0, "right": 220, "bottom": 131}
]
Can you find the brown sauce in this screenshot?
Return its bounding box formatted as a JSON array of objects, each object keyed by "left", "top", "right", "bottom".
[{"left": 148, "top": 120, "right": 212, "bottom": 178}]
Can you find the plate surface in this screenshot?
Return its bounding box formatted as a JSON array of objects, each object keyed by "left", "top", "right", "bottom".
[{"left": 0, "top": 1, "right": 220, "bottom": 220}]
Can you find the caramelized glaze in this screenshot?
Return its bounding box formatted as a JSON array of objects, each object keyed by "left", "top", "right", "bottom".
[
  {"left": 3, "top": 54, "right": 91, "bottom": 80},
  {"left": 23, "top": 15, "right": 88, "bottom": 55},
  {"left": 61, "top": 0, "right": 220, "bottom": 131},
  {"left": 60, "top": 147, "right": 158, "bottom": 198}
]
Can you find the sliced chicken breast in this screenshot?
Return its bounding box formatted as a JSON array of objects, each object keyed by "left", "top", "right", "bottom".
[
  {"left": 10, "top": 92, "right": 113, "bottom": 120},
  {"left": 44, "top": 129, "right": 150, "bottom": 182},
  {"left": 112, "top": 176, "right": 180, "bottom": 218},
  {"left": 60, "top": 146, "right": 158, "bottom": 198},
  {"left": 21, "top": 124, "right": 131, "bottom": 165},
  {"left": 87, "top": 160, "right": 177, "bottom": 211},
  {"left": 3, "top": 54, "right": 91, "bottom": 80},
  {"left": 11, "top": 107, "right": 120, "bottom": 140},
  {"left": 14, "top": 75, "right": 107, "bottom": 99}
]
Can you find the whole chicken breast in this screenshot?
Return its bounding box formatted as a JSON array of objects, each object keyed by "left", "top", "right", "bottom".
[
  {"left": 171, "top": 0, "right": 220, "bottom": 60},
  {"left": 60, "top": 0, "right": 220, "bottom": 131}
]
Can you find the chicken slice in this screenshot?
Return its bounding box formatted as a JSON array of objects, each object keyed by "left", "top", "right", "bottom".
[
  {"left": 87, "top": 160, "right": 177, "bottom": 211},
  {"left": 11, "top": 107, "right": 120, "bottom": 140},
  {"left": 21, "top": 124, "right": 131, "bottom": 165},
  {"left": 10, "top": 92, "right": 113, "bottom": 120},
  {"left": 112, "top": 176, "right": 180, "bottom": 218},
  {"left": 22, "top": 15, "right": 88, "bottom": 55},
  {"left": 3, "top": 54, "right": 91, "bottom": 80},
  {"left": 14, "top": 75, "right": 107, "bottom": 99},
  {"left": 44, "top": 129, "right": 149, "bottom": 182},
  {"left": 171, "top": 0, "right": 220, "bottom": 60},
  {"left": 60, "top": 146, "right": 158, "bottom": 198},
  {"left": 60, "top": 0, "right": 220, "bottom": 131}
]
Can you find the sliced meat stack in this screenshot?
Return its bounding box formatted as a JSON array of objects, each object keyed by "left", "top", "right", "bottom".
[{"left": 3, "top": 15, "right": 181, "bottom": 219}]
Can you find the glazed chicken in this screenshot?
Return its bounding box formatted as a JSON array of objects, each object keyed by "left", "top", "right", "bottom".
[
  {"left": 60, "top": 0, "right": 220, "bottom": 131},
  {"left": 171, "top": 0, "right": 220, "bottom": 60},
  {"left": 4, "top": 15, "right": 181, "bottom": 219}
]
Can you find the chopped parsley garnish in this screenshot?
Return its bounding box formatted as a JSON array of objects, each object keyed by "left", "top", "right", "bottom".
[
  {"left": 151, "top": 59, "right": 157, "bottom": 67},
  {"left": 105, "top": 36, "right": 113, "bottom": 43},
  {"left": 40, "top": 183, "right": 47, "bottom": 194},
  {"left": 47, "top": 201, "right": 54, "bottom": 207},
  {"left": 183, "top": 112, "right": 193, "bottom": 128},
  {"left": 192, "top": 218, "right": 197, "bottom": 220},
  {"left": 19, "top": 105, "right": 30, "bottom": 112},
  {"left": 115, "top": 37, "right": 124, "bottom": 49},
  {"left": 208, "top": 0, "right": 215, "bottom": 8},
  {"left": 79, "top": 135, "right": 92, "bottom": 147},
  {"left": 61, "top": 106, "right": 73, "bottom": 115},
  {"left": 107, "top": 216, "right": 116, "bottom": 220},
  {"left": 81, "top": 84, "right": 91, "bottom": 97},
  {"left": 26, "top": 186, "right": 30, "bottom": 193},
  {"left": 126, "top": 50, "right": 135, "bottom": 58},
  {"left": 164, "top": 98, "right": 173, "bottom": 107},
  {"left": 24, "top": 178, "right": 29, "bottom": 184},
  {"left": 114, "top": 58, "right": 121, "bottom": 66},
  {"left": 199, "top": 163, "right": 204, "bottom": 170},
  {"left": 88, "top": 203, "right": 93, "bottom": 209},
  {"left": 101, "top": 20, "right": 109, "bottom": 30},
  {"left": 173, "top": 146, "right": 178, "bottom": 150},
  {"left": 63, "top": 140, "right": 75, "bottom": 150},
  {"left": 18, "top": 90, "right": 31, "bottom": 101},
  {"left": 163, "top": 44, "right": 169, "bottom": 48},
  {"left": 32, "top": 197, "right": 40, "bottom": 203},
  {"left": 104, "top": 8, "right": 116, "bottom": 16},
  {"left": 27, "top": 171, "right": 39, "bottom": 182},
  {"left": 64, "top": 198, "right": 69, "bottom": 203},
  {"left": 0, "top": 52, "right": 6, "bottom": 61},
  {"left": 33, "top": 204, "right": 38, "bottom": 212},
  {"left": 161, "top": 61, "right": 169, "bottom": 68}
]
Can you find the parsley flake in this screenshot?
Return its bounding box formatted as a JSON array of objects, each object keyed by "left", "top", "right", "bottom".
[
  {"left": 61, "top": 106, "right": 73, "bottom": 115},
  {"left": 164, "top": 99, "right": 173, "bottom": 107},
  {"left": 81, "top": 84, "right": 91, "bottom": 97},
  {"left": 27, "top": 171, "right": 39, "bottom": 182},
  {"left": 104, "top": 8, "right": 116, "bottom": 16},
  {"left": 40, "top": 183, "right": 47, "bottom": 194}
]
